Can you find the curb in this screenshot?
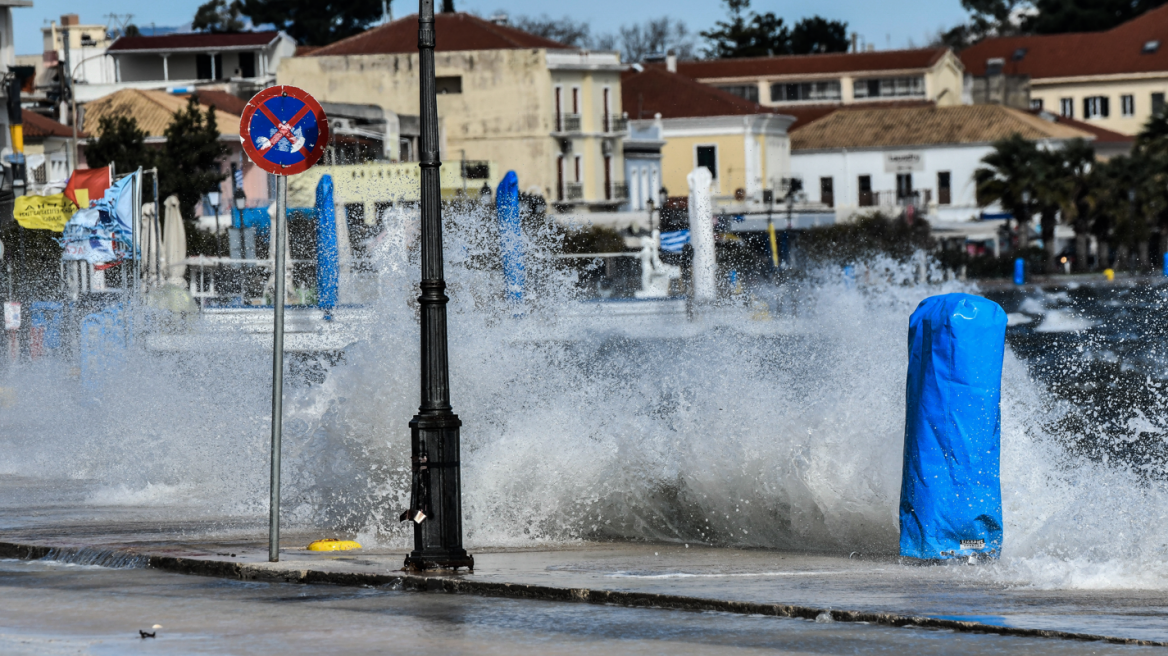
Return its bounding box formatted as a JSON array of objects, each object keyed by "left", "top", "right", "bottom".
[{"left": 1, "top": 540, "right": 1163, "bottom": 647}]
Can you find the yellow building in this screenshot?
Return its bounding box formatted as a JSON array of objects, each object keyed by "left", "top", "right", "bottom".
[
  {"left": 623, "top": 66, "right": 793, "bottom": 206},
  {"left": 961, "top": 5, "right": 1168, "bottom": 136},
  {"left": 278, "top": 12, "right": 627, "bottom": 212},
  {"left": 673, "top": 48, "right": 965, "bottom": 108}
]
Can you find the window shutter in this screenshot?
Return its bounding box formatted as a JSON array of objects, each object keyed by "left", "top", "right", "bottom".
[
  {"left": 1101, "top": 96, "right": 1110, "bottom": 117},
  {"left": 1083, "top": 98, "right": 1090, "bottom": 118}
]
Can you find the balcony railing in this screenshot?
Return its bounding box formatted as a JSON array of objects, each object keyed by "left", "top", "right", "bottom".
[
  {"left": 604, "top": 115, "right": 628, "bottom": 133},
  {"left": 607, "top": 181, "right": 628, "bottom": 201},
  {"left": 564, "top": 182, "right": 584, "bottom": 201},
  {"left": 557, "top": 113, "right": 582, "bottom": 133},
  {"left": 865, "top": 190, "right": 933, "bottom": 208}
]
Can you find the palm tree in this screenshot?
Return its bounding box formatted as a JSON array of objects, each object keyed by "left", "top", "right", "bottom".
[
  {"left": 1050, "top": 140, "right": 1096, "bottom": 271},
  {"left": 975, "top": 135, "right": 1041, "bottom": 252}
]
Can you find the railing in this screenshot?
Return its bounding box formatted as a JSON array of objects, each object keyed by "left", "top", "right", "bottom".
[
  {"left": 868, "top": 190, "right": 933, "bottom": 209},
  {"left": 604, "top": 115, "right": 628, "bottom": 133},
  {"left": 607, "top": 181, "right": 629, "bottom": 201},
  {"left": 564, "top": 182, "right": 584, "bottom": 201},
  {"left": 558, "top": 113, "right": 582, "bottom": 133}
]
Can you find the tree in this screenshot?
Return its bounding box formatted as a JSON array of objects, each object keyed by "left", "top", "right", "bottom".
[
  {"left": 789, "top": 17, "right": 849, "bottom": 54},
  {"left": 511, "top": 14, "right": 592, "bottom": 48},
  {"left": 1026, "top": 0, "right": 1168, "bottom": 33},
  {"left": 193, "top": 0, "right": 246, "bottom": 33},
  {"left": 975, "top": 134, "right": 1041, "bottom": 250},
  {"left": 701, "top": 0, "right": 788, "bottom": 59},
  {"left": 124, "top": 24, "right": 141, "bottom": 38},
  {"left": 619, "top": 17, "right": 696, "bottom": 62},
  {"left": 84, "top": 115, "right": 155, "bottom": 175},
  {"left": 156, "top": 96, "right": 228, "bottom": 255},
  {"left": 239, "top": 0, "right": 383, "bottom": 46}
]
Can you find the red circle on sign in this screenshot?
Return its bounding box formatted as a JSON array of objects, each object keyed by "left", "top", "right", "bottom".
[{"left": 240, "top": 85, "right": 330, "bottom": 176}]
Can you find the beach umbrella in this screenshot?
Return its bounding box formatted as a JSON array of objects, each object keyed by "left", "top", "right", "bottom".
[
  {"left": 162, "top": 195, "right": 186, "bottom": 283},
  {"left": 140, "top": 202, "right": 160, "bottom": 285}
]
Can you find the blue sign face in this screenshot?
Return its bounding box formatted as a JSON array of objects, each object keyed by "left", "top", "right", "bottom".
[{"left": 246, "top": 96, "right": 322, "bottom": 167}]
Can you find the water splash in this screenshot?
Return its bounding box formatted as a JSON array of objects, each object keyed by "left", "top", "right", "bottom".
[{"left": 2, "top": 204, "right": 1168, "bottom": 590}]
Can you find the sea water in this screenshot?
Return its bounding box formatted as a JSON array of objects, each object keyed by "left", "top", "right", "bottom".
[{"left": 1, "top": 203, "right": 1167, "bottom": 593}]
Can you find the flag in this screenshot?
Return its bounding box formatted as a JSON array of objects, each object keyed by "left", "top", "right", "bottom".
[
  {"left": 63, "top": 166, "right": 110, "bottom": 209},
  {"left": 660, "top": 230, "right": 690, "bottom": 253}
]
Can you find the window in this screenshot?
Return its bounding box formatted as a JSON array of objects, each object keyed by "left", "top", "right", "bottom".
[
  {"left": 239, "top": 52, "right": 256, "bottom": 78},
  {"left": 1060, "top": 97, "right": 1074, "bottom": 118},
  {"left": 436, "top": 76, "right": 462, "bottom": 94},
  {"left": 554, "top": 86, "right": 562, "bottom": 131},
  {"left": 820, "top": 177, "right": 834, "bottom": 207},
  {"left": 938, "top": 171, "right": 951, "bottom": 205},
  {"left": 572, "top": 87, "right": 580, "bottom": 114},
  {"left": 717, "top": 85, "right": 759, "bottom": 103},
  {"left": 196, "top": 54, "right": 223, "bottom": 80},
  {"left": 1155, "top": 92, "right": 1166, "bottom": 116},
  {"left": 574, "top": 154, "right": 582, "bottom": 182},
  {"left": 604, "top": 155, "right": 612, "bottom": 200},
  {"left": 853, "top": 76, "right": 925, "bottom": 99},
  {"left": 1144, "top": 40, "right": 1160, "bottom": 54},
  {"left": 1084, "top": 96, "right": 1109, "bottom": 119},
  {"left": 896, "top": 173, "right": 913, "bottom": 201},
  {"left": 985, "top": 58, "right": 1004, "bottom": 76},
  {"left": 858, "top": 175, "right": 873, "bottom": 207},
  {"left": 769, "top": 80, "right": 841, "bottom": 102},
  {"left": 556, "top": 155, "right": 564, "bottom": 201},
  {"left": 1122, "top": 94, "right": 1135, "bottom": 117},
  {"left": 696, "top": 145, "right": 717, "bottom": 178},
  {"left": 1030, "top": 98, "right": 1043, "bottom": 110}
]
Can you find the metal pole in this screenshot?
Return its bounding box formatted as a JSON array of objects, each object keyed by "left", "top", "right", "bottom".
[
  {"left": 151, "top": 169, "right": 161, "bottom": 286},
  {"left": 269, "top": 174, "right": 287, "bottom": 563},
  {"left": 403, "top": 0, "right": 473, "bottom": 572}
]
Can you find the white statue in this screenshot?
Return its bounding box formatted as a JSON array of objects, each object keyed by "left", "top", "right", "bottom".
[{"left": 634, "top": 229, "right": 681, "bottom": 299}]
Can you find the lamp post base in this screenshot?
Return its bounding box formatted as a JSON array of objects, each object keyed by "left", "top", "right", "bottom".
[{"left": 403, "top": 551, "right": 475, "bottom": 572}]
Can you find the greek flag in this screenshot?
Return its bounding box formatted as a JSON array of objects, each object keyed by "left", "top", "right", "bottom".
[{"left": 660, "top": 230, "right": 690, "bottom": 253}]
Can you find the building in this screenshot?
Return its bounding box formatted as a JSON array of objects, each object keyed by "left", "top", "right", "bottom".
[
  {"left": 0, "top": 0, "right": 32, "bottom": 159},
  {"left": 960, "top": 5, "right": 1168, "bottom": 136},
  {"left": 277, "top": 12, "right": 627, "bottom": 211},
  {"left": 622, "top": 65, "right": 793, "bottom": 207},
  {"left": 21, "top": 110, "right": 76, "bottom": 191},
  {"left": 72, "top": 31, "right": 296, "bottom": 102},
  {"left": 672, "top": 48, "right": 965, "bottom": 109},
  {"left": 789, "top": 104, "right": 1100, "bottom": 222},
  {"left": 622, "top": 117, "right": 664, "bottom": 212},
  {"left": 43, "top": 14, "right": 116, "bottom": 87}
]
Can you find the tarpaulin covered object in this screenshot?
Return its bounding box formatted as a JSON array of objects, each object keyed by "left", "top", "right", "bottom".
[
  {"left": 900, "top": 293, "right": 1007, "bottom": 560},
  {"left": 495, "top": 170, "right": 525, "bottom": 306},
  {"left": 314, "top": 175, "right": 338, "bottom": 311}
]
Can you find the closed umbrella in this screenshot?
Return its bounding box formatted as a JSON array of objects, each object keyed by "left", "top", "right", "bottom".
[
  {"left": 162, "top": 195, "right": 186, "bottom": 283},
  {"left": 140, "top": 202, "right": 160, "bottom": 285}
]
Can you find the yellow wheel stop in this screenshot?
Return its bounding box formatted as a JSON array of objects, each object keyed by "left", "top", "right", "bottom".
[{"left": 307, "top": 539, "right": 362, "bottom": 551}]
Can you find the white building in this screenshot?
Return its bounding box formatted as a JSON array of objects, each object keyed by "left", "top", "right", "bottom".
[
  {"left": 75, "top": 30, "right": 296, "bottom": 102},
  {"left": 43, "top": 14, "right": 116, "bottom": 87},
  {"left": 790, "top": 104, "right": 1105, "bottom": 223}
]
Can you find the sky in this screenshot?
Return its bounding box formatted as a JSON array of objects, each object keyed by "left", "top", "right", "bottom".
[{"left": 12, "top": 0, "right": 972, "bottom": 56}]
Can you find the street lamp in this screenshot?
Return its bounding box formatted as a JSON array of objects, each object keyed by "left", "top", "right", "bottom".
[{"left": 400, "top": 0, "right": 473, "bottom": 572}]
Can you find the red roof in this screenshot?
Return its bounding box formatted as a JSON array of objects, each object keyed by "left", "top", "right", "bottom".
[
  {"left": 109, "top": 31, "right": 280, "bottom": 52},
  {"left": 622, "top": 66, "right": 777, "bottom": 119},
  {"left": 181, "top": 89, "right": 247, "bottom": 116},
  {"left": 308, "top": 12, "right": 571, "bottom": 57},
  {"left": 675, "top": 48, "right": 950, "bottom": 80},
  {"left": 961, "top": 5, "right": 1168, "bottom": 78},
  {"left": 22, "top": 110, "right": 77, "bottom": 138},
  {"left": 782, "top": 100, "right": 935, "bottom": 132},
  {"left": 1028, "top": 109, "right": 1133, "bottom": 143}
]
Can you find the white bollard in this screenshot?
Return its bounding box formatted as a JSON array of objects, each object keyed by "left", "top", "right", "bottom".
[{"left": 687, "top": 167, "right": 715, "bottom": 302}]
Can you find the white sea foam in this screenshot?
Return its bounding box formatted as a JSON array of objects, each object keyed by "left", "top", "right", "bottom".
[{"left": 2, "top": 204, "right": 1167, "bottom": 590}]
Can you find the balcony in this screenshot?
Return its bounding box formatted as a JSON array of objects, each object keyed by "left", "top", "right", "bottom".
[
  {"left": 606, "top": 181, "right": 628, "bottom": 201},
  {"left": 556, "top": 113, "right": 582, "bottom": 133},
  {"left": 564, "top": 182, "right": 584, "bottom": 201},
  {"left": 604, "top": 115, "right": 628, "bottom": 133}
]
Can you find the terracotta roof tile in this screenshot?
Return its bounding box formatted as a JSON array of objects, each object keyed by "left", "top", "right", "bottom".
[
  {"left": 83, "top": 89, "right": 241, "bottom": 138},
  {"left": 109, "top": 31, "right": 281, "bottom": 52},
  {"left": 960, "top": 5, "right": 1168, "bottom": 78},
  {"left": 22, "top": 110, "right": 77, "bottom": 138},
  {"left": 791, "top": 104, "right": 1094, "bottom": 150},
  {"left": 1032, "top": 109, "right": 1133, "bottom": 143},
  {"left": 675, "top": 48, "right": 950, "bottom": 80},
  {"left": 782, "top": 100, "right": 935, "bottom": 132},
  {"left": 622, "top": 66, "right": 777, "bottom": 119},
  {"left": 180, "top": 89, "right": 247, "bottom": 116},
  {"left": 307, "top": 12, "right": 572, "bottom": 57}
]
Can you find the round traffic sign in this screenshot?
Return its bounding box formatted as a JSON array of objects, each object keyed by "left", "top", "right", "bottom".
[{"left": 240, "top": 86, "right": 329, "bottom": 176}]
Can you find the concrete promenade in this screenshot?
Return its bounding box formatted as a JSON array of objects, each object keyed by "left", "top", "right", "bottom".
[{"left": 2, "top": 521, "right": 1166, "bottom": 648}]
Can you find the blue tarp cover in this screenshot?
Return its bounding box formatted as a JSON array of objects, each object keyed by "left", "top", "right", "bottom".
[{"left": 901, "top": 293, "right": 1006, "bottom": 560}]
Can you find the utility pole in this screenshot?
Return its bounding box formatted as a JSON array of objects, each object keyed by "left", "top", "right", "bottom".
[{"left": 401, "top": 0, "right": 473, "bottom": 572}]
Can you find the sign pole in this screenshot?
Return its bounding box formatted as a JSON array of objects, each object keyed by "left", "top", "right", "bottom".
[
  {"left": 402, "top": 0, "right": 473, "bottom": 572},
  {"left": 269, "top": 174, "right": 286, "bottom": 562}
]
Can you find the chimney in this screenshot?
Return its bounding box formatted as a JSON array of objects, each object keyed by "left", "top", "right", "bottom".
[
  {"left": 666, "top": 51, "right": 677, "bottom": 73},
  {"left": 61, "top": 14, "right": 79, "bottom": 26},
  {"left": 850, "top": 33, "right": 858, "bottom": 53}
]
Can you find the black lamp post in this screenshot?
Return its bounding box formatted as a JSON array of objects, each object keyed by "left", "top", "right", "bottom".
[{"left": 401, "top": 0, "right": 474, "bottom": 572}]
